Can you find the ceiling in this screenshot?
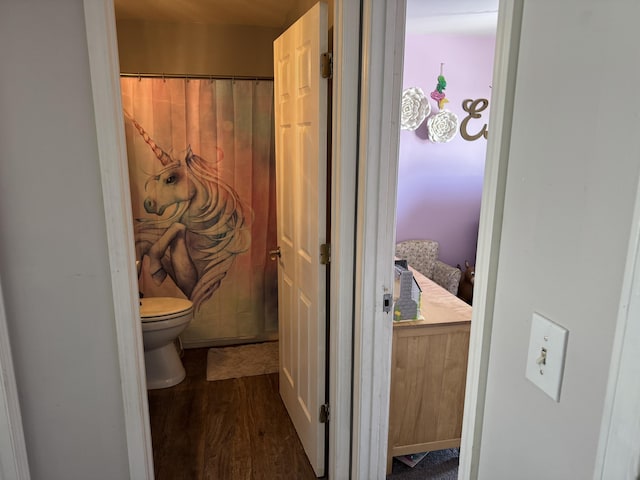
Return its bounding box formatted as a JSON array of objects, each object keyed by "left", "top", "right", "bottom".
[{"left": 114, "top": 0, "right": 499, "bottom": 33}]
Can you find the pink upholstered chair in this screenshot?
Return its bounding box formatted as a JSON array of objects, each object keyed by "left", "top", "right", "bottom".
[{"left": 395, "top": 239, "right": 461, "bottom": 295}]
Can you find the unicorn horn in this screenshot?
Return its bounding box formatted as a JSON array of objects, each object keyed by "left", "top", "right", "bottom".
[{"left": 124, "top": 111, "right": 173, "bottom": 166}]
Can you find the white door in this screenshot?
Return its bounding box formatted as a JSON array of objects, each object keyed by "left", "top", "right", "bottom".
[{"left": 273, "top": 2, "right": 328, "bottom": 477}]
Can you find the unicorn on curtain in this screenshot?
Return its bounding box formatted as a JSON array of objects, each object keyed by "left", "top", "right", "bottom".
[{"left": 127, "top": 114, "right": 251, "bottom": 310}]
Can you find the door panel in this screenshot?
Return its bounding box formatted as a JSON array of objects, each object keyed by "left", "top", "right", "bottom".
[{"left": 273, "top": 2, "right": 328, "bottom": 476}]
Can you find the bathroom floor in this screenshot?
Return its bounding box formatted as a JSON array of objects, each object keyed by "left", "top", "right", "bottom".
[{"left": 147, "top": 348, "right": 316, "bottom": 480}]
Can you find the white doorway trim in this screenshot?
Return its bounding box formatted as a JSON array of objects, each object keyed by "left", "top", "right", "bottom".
[
  {"left": 0, "top": 279, "right": 30, "bottom": 480},
  {"left": 352, "top": 0, "right": 523, "bottom": 478},
  {"left": 81, "top": 0, "right": 358, "bottom": 479},
  {"left": 329, "top": 0, "right": 362, "bottom": 477},
  {"left": 351, "top": 0, "right": 407, "bottom": 477},
  {"left": 594, "top": 179, "right": 640, "bottom": 478},
  {"left": 458, "top": 1, "right": 523, "bottom": 478},
  {"left": 360, "top": 1, "right": 640, "bottom": 479},
  {"left": 83, "top": 1, "right": 154, "bottom": 478}
]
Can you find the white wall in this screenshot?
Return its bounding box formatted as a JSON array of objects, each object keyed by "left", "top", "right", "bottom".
[
  {"left": 478, "top": 1, "right": 640, "bottom": 479},
  {"left": 0, "top": 1, "right": 130, "bottom": 478}
]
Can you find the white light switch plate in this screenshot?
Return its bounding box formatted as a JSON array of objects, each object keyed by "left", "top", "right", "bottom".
[{"left": 525, "top": 312, "right": 568, "bottom": 402}]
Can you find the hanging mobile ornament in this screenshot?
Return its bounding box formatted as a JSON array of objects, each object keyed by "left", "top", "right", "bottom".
[{"left": 427, "top": 63, "right": 458, "bottom": 143}]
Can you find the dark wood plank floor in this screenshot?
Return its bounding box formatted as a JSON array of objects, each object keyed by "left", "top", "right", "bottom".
[{"left": 147, "top": 348, "right": 317, "bottom": 480}]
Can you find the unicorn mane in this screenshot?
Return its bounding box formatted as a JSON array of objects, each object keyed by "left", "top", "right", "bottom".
[{"left": 181, "top": 152, "right": 251, "bottom": 308}]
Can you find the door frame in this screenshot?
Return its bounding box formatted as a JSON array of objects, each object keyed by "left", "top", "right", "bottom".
[
  {"left": 356, "top": 1, "right": 640, "bottom": 479},
  {"left": 83, "top": 1, "right": 154, "bottom": 478},
  {"left": 327, "top": 0, "right": 362, "bottom": 476},
  {"left": 350, "top": 0, "right": 406, "bottom": 477},
  {"left": 80, "top": 0, "right": 361, "bottom": 478},
  {"left": 352, "top": 0, "right": 526, "bottom": 476},
  {"left": 457, "top": 1, "right": 523, "bottom": 477},
  {"left": 594, "top": 165, "right": 640, "bottom": 477},
  {"left": 0, "top": 279, "right": 30, "bottom": 479}
]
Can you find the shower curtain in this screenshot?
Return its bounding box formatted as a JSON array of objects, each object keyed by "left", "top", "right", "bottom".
[{"left": 121, "top": 77, "right": 277, "bottom": 346}]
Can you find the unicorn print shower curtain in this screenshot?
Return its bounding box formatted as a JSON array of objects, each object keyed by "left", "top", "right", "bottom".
[{"left": 121, "top": 77, "right": 277, "bottom": 346}]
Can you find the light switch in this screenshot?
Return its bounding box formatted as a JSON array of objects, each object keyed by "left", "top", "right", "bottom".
[{"left": 525, "top": 312, "right": 568, "bottom": 402}]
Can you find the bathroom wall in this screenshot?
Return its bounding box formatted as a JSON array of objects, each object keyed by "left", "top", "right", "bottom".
[
  {"left": 283, "top": 0, "right": 334, "bottom": 29},
  {"left": 116, "top": 20, "right": 282, "bottom": 77},
  {"left": 396, "top": 33, "right": 496, "bottom": 268},
  {"left": 0, "top": 1, "right": 130, "bottom": 478},
  {"left": 116, "top": 1, "right": 335, "bottom": 77}
]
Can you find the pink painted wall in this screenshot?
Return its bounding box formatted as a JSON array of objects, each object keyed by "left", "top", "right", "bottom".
[{"left": 396, "top": 33, "right": 496, "bottom": 268}]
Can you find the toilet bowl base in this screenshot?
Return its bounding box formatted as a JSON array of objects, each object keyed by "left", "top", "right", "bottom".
[{"left": 144, "top": 342, "right": 186, "bottom": 390}]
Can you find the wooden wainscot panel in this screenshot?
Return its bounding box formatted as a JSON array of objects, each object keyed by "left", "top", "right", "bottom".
[{"left": 387, "top": 269, "right": 472, "bottom": 474}]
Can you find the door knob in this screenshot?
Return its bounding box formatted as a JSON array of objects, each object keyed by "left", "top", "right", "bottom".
[{"left": 269, "top": 247, "right": 281, "bottom": 260}]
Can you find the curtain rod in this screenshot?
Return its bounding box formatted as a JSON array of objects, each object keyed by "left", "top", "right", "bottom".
[{"left": 120, "top": 72, "right": 273, "bottom": 81}]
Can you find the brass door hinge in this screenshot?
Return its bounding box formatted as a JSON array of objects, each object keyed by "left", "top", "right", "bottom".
[
  {"left": 320, "top": 403, "right": 330, "bottom": 423},
  {"left": 321, "top": 52, "right": 333, "bottom": 79},
  {"left": 320, "top": 243, "right": 331, "bottom": 265}
]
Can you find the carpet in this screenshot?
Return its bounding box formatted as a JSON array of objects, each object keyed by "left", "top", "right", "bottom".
[
  {"left": 386, "top": 449, "right": 459, "bottom": 480},
  {"left": 206, "top": 341, "right": 279, "bottom": 381}
]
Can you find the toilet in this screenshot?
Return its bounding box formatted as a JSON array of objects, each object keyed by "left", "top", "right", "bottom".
[{"left": 140, "top": 297, "right": 194, "bottom": 390}]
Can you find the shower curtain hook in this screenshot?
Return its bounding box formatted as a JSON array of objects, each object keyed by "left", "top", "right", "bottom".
[{"left": 137, "top": 73, "right": 141, "bottom": 82}]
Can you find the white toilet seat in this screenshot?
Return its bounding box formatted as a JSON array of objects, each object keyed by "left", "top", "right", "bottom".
[
  {"left": 140, "top": 297, "right": 193, "bottom": 322},
  {"left": 139, "top": 296, "right": 194, "bottom": 389}
]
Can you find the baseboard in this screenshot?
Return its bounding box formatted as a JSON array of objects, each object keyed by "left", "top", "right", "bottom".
[{"left": 182, "top": 332, "right": 279, "bottom": 349}]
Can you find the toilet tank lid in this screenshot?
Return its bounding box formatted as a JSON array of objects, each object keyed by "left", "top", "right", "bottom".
[{"left": 139, "top": 297, "right": 193, "bottom": 319}]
